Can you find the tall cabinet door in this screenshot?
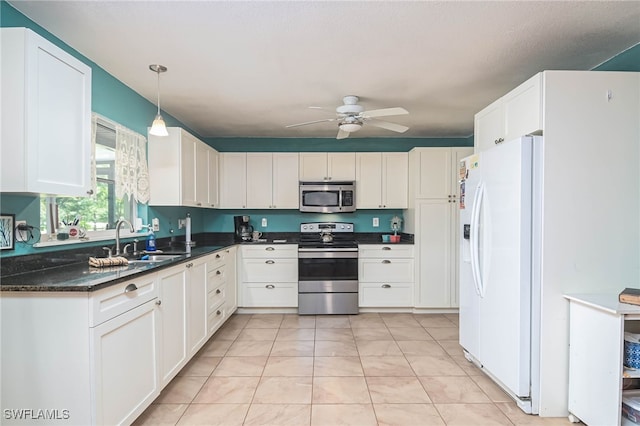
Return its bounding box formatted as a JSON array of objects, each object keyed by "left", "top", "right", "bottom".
[
  {"left": 415, "top": 200, "right": 452, "bottom": 308},
  {"left": 415, "top": 148, "right": 452, "bottom": 199},
  {"left": 207, "top": 149, "right": 219, "bottom": 208},
  {"left": 356, "top": 153, "right": 383, "bottom": 208},
  {"left": 272, "top": 153, "right": 299, "bottom": 208},
  {"left": 188, "top": 258, "right": 209, "bottom": 357},
  {"left": 219, "top": 153, "right": 247, "bottom": 208},
  {"left": 246, "top": 153, "right": 273, "bottom": 208},
  {"left": 158, "top": 266, "right": 188, "bottom": 387}
]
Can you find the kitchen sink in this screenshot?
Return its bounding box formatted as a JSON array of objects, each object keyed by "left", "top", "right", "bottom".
[{"left": 127, "top": 254, "right": 183, "bottom": 264}]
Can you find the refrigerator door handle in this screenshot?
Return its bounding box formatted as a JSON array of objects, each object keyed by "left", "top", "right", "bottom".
[{"left": 470, "top": 181, "right": 484, "bottom": 297}]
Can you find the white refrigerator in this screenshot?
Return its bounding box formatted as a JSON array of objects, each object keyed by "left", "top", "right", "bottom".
[{"left": 459, "top": 135, "right": 542, "bottom": 414}]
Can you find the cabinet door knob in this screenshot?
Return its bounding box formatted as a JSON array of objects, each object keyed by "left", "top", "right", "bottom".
[
  {"left": 216, "top": 270, "right": 221, "bottom": 275},
  {"left": 216, "top": 289, "right": 221, "bottom": 294},
  {"left": 382, "top": 260, "right": 391, "bottom": 264},
  {"left": 125, "top": 283, "right": 138, "bottom": 293},
  {"left": 266, "top": 260, "right": 275, "bottom": 264},
  {"left": 217, "top": 310, "right": 222, "bottom": 315},
  {"left": 382, "top": 284, "right": 391, "bottom": 288},
  {"left": 216, "top": 254, "right": 221, "bottom": 259},
  {"left": 156, "top": 299, "right": 162, "bottom": 305},
  {"left": 266, "top": 284, "right": 275, "bottom": 289},
  {"left": 86, "top": 189, "right": 94, "bottom": 195}
]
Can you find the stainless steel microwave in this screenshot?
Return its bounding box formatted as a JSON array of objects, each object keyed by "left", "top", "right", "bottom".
[{"left": 299, "top": 181, "right": 356, "bottom": 213}]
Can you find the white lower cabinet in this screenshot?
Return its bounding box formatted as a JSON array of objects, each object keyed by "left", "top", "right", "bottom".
[
  {"left": 239, "top": 244, "right": 298, "bottom": 308},
  {"left": 92, "top": 298, "right": 160, "bottom": 426},
  {"left": 358, "top": 245, "right": 414, "bottom": 308},
  {"left": 0, "top": 248, "right": 240, "bottom": 426}
]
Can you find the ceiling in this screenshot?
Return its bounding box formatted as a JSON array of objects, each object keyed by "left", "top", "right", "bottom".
[{"left": 8, "top": 1, "right": 640, "bottom": 139}]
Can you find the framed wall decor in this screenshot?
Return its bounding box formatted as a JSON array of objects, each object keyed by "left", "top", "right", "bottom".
[{"left": 0, "top": 213, "right": 15, "bottom": 250}]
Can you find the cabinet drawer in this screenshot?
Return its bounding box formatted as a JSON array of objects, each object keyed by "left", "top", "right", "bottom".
[
  {"left": 208, "top": 303, "right": 226, "bottom": 334},
  {"left": 208, "top": 282, "right": 225, "bottom": 311},
  {"left": 359, "top": 259, "right": 414, "bottom": 282},
  {"left": 242, "top": 244, "right": 298, "bottom": 258},
  {"left": 207, "top": 264, "right": 227, "bottom": 292},
  {"left": 208, "top": 249, "right": 229, "bottom": 269},
  {"left": 359, "top": 244, "right": 414, "bottom": 258},
  {"left": 242, "top": 258, "right": 298, "bottom": 282},
  {"left": 241, "top": 282, "right": 298, "bottom": 307},
  {"left": 359, "top": 282, "right": 413, "bottom": 307},
  {"left": 90, "top": 273, "right": 158, "bottom": 327}
]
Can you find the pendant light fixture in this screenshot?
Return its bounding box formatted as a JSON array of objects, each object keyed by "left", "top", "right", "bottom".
[{"left": 149, "top": 64, "right": 168, "bottom": 136}]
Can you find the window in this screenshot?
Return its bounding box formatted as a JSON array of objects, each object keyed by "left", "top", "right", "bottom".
[{"left": 39, "top": 115, "right": 148, "bottom": 242}]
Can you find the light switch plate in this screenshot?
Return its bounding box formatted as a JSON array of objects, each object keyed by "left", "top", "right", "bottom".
[
  {"left": 373, "top": 217, "right": 379, "bottom": 227},
  {"left": 152, "top": 218, "right": 160, "bottom": 232},
  {"left": 261, "top": 218, "right": 267, "bottom": 227}
]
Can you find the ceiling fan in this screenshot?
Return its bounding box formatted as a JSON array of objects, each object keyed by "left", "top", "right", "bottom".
[{"left": 286, "top": 95, "right": 409, "bottom": 139}]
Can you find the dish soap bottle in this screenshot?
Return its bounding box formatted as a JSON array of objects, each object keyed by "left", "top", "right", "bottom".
[{"left": 145, "top": 226, "right": 157, "bottom": 252}]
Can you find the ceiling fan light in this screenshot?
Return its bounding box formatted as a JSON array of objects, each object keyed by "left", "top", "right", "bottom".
[
  {"left": 150, "top": 114, "right": 169, "bottom": 136},
  {"left": 339, "top": 122, "right": 362, "bottom": 133}
]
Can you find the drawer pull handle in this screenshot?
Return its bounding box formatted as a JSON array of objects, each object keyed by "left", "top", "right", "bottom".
[
  {"left": 217, "top": 310, "right": 222, "bottom": 315},
  {"left": 266, "top": 260, "right": 275, "bottom": 264},
  {"left": 125, "top": 283, "right": 138, "bottom": 293},
  {"left": 216, "top": 289, "right": 221, "bottom": 294},
  {"left": 382, "top": 246, "right": 391, "bottom": 250},
  {"left": 265, "top": 247, "right": 275, "bottom": 251},
  {"left": 382, "top": 260, "right": 391, "bottom": 264},
  {"left": 156, "top": 300, "right": 162, "bottom": 305},
  {"left": 382, "top": 284, "right": 391, "bottom": 288},
  {"left": 266, "top": 284, "right": 275, "bottom": 289}
]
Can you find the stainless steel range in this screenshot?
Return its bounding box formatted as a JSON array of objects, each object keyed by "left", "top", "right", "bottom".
[{"left": 298, "top": 222, "right": 358, "bottom": 315}]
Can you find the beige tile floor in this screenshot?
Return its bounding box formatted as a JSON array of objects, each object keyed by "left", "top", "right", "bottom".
[{"left": 134, "top": 313, "right": 573, "bottom": 426}]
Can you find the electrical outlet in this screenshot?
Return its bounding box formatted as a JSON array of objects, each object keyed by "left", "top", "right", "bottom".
[
  {"left": 373, "top": 217, "right": 379, "bottom": 227},
  {"left": 261, "top": 218, "right": 267, "bottom": 227},
  {"left": 152, "top": 218, "right": 160, "bottom": 232},
  {"left": 16, "top": 220, "right": 27, "bottom": 241},
  {"left": 178, "top": 219, "right": 186, "bottom": 229}
]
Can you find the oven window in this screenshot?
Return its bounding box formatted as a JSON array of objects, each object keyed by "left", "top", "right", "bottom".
[
  {"left": 302, "top": 190, "right": 340, "bottom": 207},
  {"left": 299, "top": 257, "right": 358, "bottom": 281}
]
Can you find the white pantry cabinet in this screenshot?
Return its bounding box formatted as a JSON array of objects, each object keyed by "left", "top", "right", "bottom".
[
  {"left": 246, "top": 153, "right": 299, "bottom": 208},
  {"left": 0, "top": 27, "right": 92, "bottom": 197},
  {"left": 356, "top": 152, "right": 408, "bottom": 209},
  {"left": 405, "top": 147, "right": 472, "bottom": 308},
  {"left": 299, "top": 152, "right": 356, "bottom": 181},
  {"left": 474, "top": 73, "right": 542, "bottom": 152},
  {"left": 239, "top": 244, "right": 298, "bottom": 308},
  {"left": 148, "top": 127, "right": 218, "bottom": 208}
]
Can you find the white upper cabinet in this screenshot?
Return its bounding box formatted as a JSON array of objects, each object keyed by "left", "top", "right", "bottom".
[
  {"left": 299, "top": 152, "right": 356, "bottom": 181},
  {"left": 409, "top": 147, "right": 472, "bottom": 200},
  {"left": 222, "top": 152, "right": 299, "bottom": 209},
  {"left": 1, "top": 27, "right": 92, "bottom": 197},
  {"left": 356, "top": 152, "right": 408, "bottom": 208},
  {"left": 474, "top": 73, "right": 543, "bottom": 152},
  {"left": 219, "top": 153, "right": 247, "bottom": 208},
  {"left": 148, "top": 127, "right": 217, "bottom": 207},
  {"left": 207, "top": 149, "right": 219, "bottom": 208}
]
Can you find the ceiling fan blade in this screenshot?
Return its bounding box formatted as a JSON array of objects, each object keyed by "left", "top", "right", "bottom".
[
  {"left": 367, "top": 119, "right": 409, "bottom": 133},
  {"left": 361, "top": 107, "right": 409, "bottom": 118},
  {"left": 336, "top": 128, "right": 350, "bottom": 140},
  {"left": 285, "top": 118, "right": 336, "bottom": 128},
  {"left": 308, "top": 106, "right": 335, "bottom": 113}
]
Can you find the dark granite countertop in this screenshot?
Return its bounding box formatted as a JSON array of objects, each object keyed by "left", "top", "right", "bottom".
[
  {"left": 0, "top": 245, "right": 228, "bottom": 293},
  {"left": 0, "top": 231, "right": 413, "bottom": 293}
]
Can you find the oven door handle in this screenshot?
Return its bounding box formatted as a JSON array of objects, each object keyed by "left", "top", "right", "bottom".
[{"left": 298, "top": 251, "right": 358, "bottom": 259}]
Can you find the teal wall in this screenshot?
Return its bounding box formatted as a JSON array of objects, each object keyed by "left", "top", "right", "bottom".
[{"left": 0, "top": 0, "right": 637, "bottom": 258}]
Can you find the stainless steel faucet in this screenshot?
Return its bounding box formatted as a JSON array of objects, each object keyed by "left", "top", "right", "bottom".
[{"left": 114, "top": 218, "right": 135, "bottom": 256}]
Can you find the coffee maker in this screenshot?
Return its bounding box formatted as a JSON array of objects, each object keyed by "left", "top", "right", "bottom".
[{"left": 234, "top": 215, "right": 253, "bottom": 242}]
